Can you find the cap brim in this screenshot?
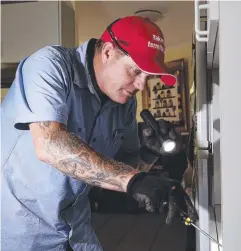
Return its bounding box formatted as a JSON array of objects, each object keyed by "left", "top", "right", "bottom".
[{"left": 130, "top": 54, "right": 177, "bottom": 86}]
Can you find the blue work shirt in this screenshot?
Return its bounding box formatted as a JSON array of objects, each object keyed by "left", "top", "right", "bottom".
[{"left": 1, "top": 39, "right": 140, "bottom": 251}]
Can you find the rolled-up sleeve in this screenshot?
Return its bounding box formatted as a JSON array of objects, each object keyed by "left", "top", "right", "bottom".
[{"left": 14, "top": 47, "right": 70, "bottom": 130}]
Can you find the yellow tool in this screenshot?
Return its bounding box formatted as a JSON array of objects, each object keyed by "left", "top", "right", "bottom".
[{"left": 182, "top": 214, "right": 222, "bottom": 248}]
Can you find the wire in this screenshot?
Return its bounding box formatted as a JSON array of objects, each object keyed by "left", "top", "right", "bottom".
[{"left": 213, "top": 206, "right": 221, "bottom": 251}]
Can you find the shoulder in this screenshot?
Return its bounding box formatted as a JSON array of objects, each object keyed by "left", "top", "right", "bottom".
[
  {"left": 21, "top": 46, "right": 77, "bottom": 83},
  {"left": 24, "top": 45, "right": 74, "bottom": 68},
  {"left": 19, "top": 46, "right": 78, "bottom": 95},
  {"left": 31, "top": 45, "right": 74, "bottom": 59}
]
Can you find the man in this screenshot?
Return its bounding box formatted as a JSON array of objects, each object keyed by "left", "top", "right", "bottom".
[{"left": 1, "top": 16, "right": 196, "bottom": 251}]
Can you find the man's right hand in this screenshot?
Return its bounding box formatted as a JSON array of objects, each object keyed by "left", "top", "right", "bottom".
[{"left": 127, "top": 172, "right": 198, "bottom": 224}]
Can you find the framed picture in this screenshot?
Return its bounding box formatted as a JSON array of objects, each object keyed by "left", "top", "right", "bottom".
[{"left": 142, "top": 58, "right": 190, "bottom": 134}]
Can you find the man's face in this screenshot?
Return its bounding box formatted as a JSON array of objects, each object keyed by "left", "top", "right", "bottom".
[{"left": 99, "top": 43, "right": 150, "bottom": 104}]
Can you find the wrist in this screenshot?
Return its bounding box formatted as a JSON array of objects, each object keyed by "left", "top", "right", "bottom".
[
  {"left": 126, "top": 172, "right": 147, "bottom": 194},
  {"left": 123, "top": 169, "right": 140, "bottom": 193},
  {"left": 139, "top": 146, "right": 160, "bottom": 165}
]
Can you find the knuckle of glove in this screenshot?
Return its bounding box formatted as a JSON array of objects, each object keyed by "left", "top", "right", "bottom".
[
  {"left": 169, "top": 128, "right": 177, "bottom": 141},
  {"left": 143, "top": 127, "right": 154, "bottom": 137},
  {"left": 128, "top": 174, "right": 165, "bottom": 199},
  {"left": 158, "top": 120, "right": 180, "bottom": 142},
  {"left": 157, "top": 119, "right": 169, "bottom": 134}
]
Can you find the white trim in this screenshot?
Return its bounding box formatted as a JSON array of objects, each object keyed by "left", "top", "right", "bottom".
[{"left": 138, "top": 66, "right": 177, "bottom": 85}]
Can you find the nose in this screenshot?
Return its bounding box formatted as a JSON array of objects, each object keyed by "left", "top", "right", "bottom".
[{"left": 134, "top": 75, "right": 147, "bottom": 91}]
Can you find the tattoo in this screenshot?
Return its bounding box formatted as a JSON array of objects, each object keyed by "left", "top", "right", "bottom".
[
  {"left": 116, "top": 152, "right": 155, "bottom": 172},
  {"left": 38, "top": 121, "right": 52, "bottom": 139},
  {"left": 36, "top": 121, "right": 137, "bottom": 192}
]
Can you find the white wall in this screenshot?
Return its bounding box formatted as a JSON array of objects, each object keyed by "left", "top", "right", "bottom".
[
  {"left": 75, "top": 1, "right": 194, "bottom": 47},
  {"left": 219, "top": 2, "right": 241, "bottom": 250},
  {"left": 1, "top": 1, "right": 60, "bottom": 63}
]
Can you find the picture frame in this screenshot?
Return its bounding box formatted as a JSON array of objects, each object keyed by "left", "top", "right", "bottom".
[{"left": 142, "top": 58, "right": 190, "bottom": 134}]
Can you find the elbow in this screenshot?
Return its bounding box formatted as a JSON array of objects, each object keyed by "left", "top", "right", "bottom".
[{"left": 35, "top": 146, "right": 49, "bottom": 163}]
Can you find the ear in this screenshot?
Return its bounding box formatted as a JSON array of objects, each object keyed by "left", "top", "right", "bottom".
[{"left": 101, "top": 42, "right": 115, "bottom": 63}]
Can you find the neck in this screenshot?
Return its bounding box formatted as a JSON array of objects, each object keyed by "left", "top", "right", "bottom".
[
  {"left": 93, "top": 52, "right": 104, "bottom": 92},
  {"left": 93, "top": 52, "right": 109, "bottom": 104}
]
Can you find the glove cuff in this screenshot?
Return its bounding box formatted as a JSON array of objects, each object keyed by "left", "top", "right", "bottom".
[
  {"left": 139, "top": 146, "right": 160, "bottom": 165},
  {"left": 127, "top": 172, "right": 147, "bottom": 195}
]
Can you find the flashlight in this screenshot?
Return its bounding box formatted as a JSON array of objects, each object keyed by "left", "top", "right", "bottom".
[
  {"left": 140, "top": 109, "right": 176, "bottom": 153},
  {"left": 162, "top": 139, "right": 176, "bottom": 152}
]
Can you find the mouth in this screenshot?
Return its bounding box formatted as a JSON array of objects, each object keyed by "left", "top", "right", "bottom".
[{"left": 123, "top": 89, "right": 134, "bottom": 97}]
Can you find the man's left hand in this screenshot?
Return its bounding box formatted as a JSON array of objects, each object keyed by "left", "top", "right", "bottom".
[
  {"left": 142, "top": 119, "right": 182, "bottom": 156},
  {"left": 139, "top": 119, "right": 182, "bottom": 166}
]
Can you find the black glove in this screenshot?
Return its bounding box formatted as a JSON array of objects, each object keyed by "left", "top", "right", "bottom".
[
  {"left": 127, "top": 172, "right": 198, "bottom": 224},
  {"left": 143, "top": 119, "right": 182, "bottom": 155},
  {"left": 139, "top": 119, "right": 182, "bottom": 164}
]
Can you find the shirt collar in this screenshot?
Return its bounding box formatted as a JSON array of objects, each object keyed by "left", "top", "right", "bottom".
[{"left": 74, "top": 39, "right": 95, "bottom": 90}]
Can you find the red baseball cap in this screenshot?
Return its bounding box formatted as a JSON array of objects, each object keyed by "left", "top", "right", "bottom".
[{"left": 101, "top": 16, "right": 177, "bottom": 86}]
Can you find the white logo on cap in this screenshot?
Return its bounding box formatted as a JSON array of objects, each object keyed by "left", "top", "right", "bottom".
[
  {"left": 152, "top": 34, "right": 164, "bottom": 43},
  {"left": 148, "top": 41, "right": 165, "bottom": 53},
  {"left": 148, "top": 34, "right": 165, "bottom": 52}
]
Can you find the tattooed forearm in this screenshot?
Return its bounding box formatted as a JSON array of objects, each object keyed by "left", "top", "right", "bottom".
[
  {"left": 116, "top": 152, "right": 158, "bottom": 172},
  {"left": 35, "top": 121, "right": 138, "bottom": 192}
]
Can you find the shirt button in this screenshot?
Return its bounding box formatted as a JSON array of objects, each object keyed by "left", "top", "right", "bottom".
[{"left": 92, "top": 137, "right": 96, "bottom": 142}]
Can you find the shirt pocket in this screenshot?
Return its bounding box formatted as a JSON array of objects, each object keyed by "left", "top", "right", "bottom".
[{"left": 104, "top": 129, "right": 125, "bottom": 158}]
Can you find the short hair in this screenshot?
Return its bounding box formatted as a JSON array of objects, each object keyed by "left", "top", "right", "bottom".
[
  {"left": 95, "top": 39, "right": 125, "bottom": 59},
  {"left": 95, "top": 39, "right": 104, "bottom": 53}
]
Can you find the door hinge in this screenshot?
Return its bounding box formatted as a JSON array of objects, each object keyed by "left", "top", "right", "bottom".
[{"left": 195, "top": 141, "right": 212, "bottom": 154}]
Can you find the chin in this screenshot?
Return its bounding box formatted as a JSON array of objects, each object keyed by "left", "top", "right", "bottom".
[
  {"left": 110, "top": 96, "right": 129, "bottom": 104},
  {"left": 108, "top": 92, "right": 130, "bottom": 104},
  {"left": 111, "top": 98, "right": 127, "bottom": 104}
]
